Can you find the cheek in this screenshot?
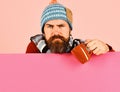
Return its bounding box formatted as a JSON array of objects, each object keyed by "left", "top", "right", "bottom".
[
  {"left": 44, "top": 31, "right": 52, "bottom": 40},
  {"left": 62, "top": 30, "right": 70, "bottom": 38},
  {"left": 45, "top": 34, "right": 50, "bottom": 41}
]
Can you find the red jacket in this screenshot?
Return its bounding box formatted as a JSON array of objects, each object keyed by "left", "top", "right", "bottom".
[{"left": 26, "top": 34, "right": 114, "bottom": 53}]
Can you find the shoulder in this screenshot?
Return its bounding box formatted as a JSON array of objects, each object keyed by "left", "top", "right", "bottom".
[
  {"left": 30, "top": 34, "right": 44, "bottom": 45},
  {"left": 26, "top": 34, "right": 44, "bottom": 53},
  {"left": 26, "top": 41, "right": 40, "bottom": 53}
]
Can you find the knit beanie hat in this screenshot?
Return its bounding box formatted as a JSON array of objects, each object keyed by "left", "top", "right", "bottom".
[{"left": 41, "top": 0, "right": 73, "bottom": 33}]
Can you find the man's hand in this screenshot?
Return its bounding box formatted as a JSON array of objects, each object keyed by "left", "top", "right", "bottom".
[{"left": 85, "top": 39, "right": 109, "bottom": 55}]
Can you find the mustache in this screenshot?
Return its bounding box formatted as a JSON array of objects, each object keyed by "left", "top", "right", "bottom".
[{"left": 49, "top": 35, "right": 65, "bottom": 41}]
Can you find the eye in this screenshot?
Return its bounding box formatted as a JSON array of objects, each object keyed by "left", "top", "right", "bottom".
[
  {"left": 47, "top": 25, "right": 53, "bottom": 29},
  {"left": 58, "top": 24, "right": 64, "bottom": 28}
]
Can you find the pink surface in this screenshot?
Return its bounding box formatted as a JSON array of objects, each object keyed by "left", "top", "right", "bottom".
[
  {"left": 0, "top": 52, "right": 120, "bottom": 92},
  {"left": 0, "top": 0, "right": 120, "bottom": 53}
]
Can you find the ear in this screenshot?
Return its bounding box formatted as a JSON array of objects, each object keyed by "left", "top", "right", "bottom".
[
  {"left": 42, "top": 33, "right": 45, "bottom": 36},
  {"left": 69, "top": 30, "right": 72, "bottom": 35}
]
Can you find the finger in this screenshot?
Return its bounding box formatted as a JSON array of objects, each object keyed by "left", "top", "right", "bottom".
[
  {"left": 95, "top": 50, "right": 105, "bottom": 55},
  {"left": 85, "top": 39, "right": 91, "bottom": 44},
  {"left": 88, "top": 44, "right": 97, "bottom": 51},
  {"left": 87, "top": 40, "right": 96, "bottom": 48},
  {"left": 93, "top": 48, "right": 100, "bottom": 55}
]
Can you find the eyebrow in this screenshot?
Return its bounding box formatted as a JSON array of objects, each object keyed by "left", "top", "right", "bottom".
[
  {"left": 45, "top": 24, "right": 53, "bottom": 26},
  {"left": 45, "top": 23, "right": 65, "bottom": 26}
]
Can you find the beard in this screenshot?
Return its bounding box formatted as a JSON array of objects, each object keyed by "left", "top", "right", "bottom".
[{"left": 45, "top": 35, "right": 70, "bottom": 53}]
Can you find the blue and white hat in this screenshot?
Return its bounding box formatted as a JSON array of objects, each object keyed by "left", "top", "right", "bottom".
[{"left": 41, "top": 2, "right": 73, "bottom": 33}]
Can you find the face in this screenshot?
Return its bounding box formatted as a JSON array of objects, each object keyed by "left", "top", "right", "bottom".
[{"left": 43, "top": 19, "right": 71, "bottom": 53}]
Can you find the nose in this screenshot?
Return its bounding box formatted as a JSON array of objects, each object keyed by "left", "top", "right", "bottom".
[{"left": 52, "top": 26, "right": 60, "bottom": 35}]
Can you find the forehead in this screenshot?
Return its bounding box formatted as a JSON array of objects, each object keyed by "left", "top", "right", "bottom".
[{"left": 45, "top": 19, "right": 68, "bottom": 25}]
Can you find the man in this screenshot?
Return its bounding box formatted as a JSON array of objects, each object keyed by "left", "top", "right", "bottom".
[{"left": 26, "top": 0, "right": 114, "bottom": 55}]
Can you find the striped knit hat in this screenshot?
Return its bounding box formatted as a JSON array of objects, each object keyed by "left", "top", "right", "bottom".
[{"left": 41, "top": 0, "right": 73, "bottom": 33}]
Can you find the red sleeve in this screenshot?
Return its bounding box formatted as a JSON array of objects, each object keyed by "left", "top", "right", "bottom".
[
  {"left": 107, "top": 44, "right": 115, "bottom": 52},
  {"left": 26, "top": 41, "right": 40, "bottom": 53}
]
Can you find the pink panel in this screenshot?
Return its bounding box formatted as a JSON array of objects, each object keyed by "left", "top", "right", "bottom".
[{"left": 0, "top": 52, "right": 120, "bottom": 92}]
